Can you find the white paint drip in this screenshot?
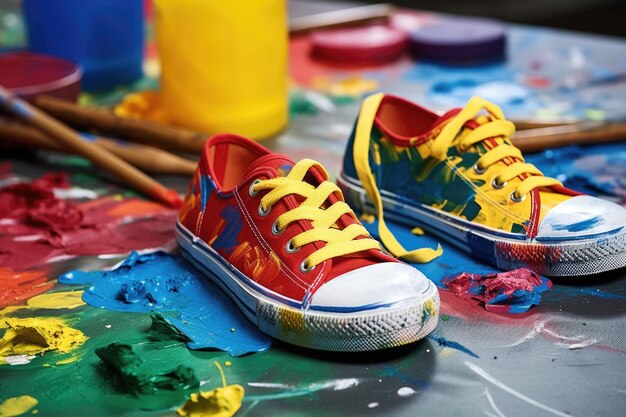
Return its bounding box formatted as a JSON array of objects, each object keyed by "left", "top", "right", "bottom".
[
  {"left": 247, "top": 382, "right": 294, "bottom": 389},
  {"left": 465, "top": 362, "right": 573, "bottom": 417},
  {"left": 397, "top": 387, "right": 416, "bottom": 397},
  {"left": 568, "top": 339, "right": 598, "bottom": 350},
  {"left": 328, "top": 378, "right": 359, "bottom": 391},
  {"left": 499, "top": 319, "right": 597, "bottom": 350},
  {"left": 484, "top": 388, "right": 507, "bottom": 417},
  {"left": 5, "top": 354, "right": 36, "bottom": 365},
  {"left": 53, "top": 187, "right": 98, "bottom": 200},
  {"left": 367, "top": 402, "right": 379, "bottom": 408}
]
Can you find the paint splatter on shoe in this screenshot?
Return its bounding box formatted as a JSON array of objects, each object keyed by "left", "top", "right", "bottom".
[
  {"left": 338, "top": 94, "right": 626, "bottom": 276},
  {"left": 176, "top": 134, "right": 439, "bottom": 352}
]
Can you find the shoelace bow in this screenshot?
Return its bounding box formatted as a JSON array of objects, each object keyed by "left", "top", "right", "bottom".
[
  {"left": 249, "top": 159, "right": 380, "bottom": 272},
  {"left": 431, "top": 96, "right": 562, "bottom": 201}
]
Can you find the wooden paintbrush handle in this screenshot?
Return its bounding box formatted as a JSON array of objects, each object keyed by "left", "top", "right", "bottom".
[
  {"left": 0, "top": 116, "right": 197, "bottom": 176},
  {"left": 512, "top": 122, "right": 626, "bottom": 152},
  {"left": 0, "top": 86, "right": 182, "bottom": 207},
  {"left": 35, "top": 95, "right": 208, "bottom": 153}
]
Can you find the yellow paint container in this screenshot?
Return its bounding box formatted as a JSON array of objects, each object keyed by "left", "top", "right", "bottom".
[{"left": 154, "top": 0, "right": 288, "bottom": 140}]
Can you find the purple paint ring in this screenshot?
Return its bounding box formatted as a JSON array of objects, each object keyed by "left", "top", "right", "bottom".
[
  {"left": 409, "top": 18, "right": 506, "bottom": 63},
  {"left": 311, "top": 25, "right": 409, "bottom": 65}
]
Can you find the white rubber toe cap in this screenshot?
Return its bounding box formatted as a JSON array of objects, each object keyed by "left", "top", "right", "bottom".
[
  {"left": 309, "top": 262, "right": 432, "bottom": 311},
  {"left": 536, "top": 195, "right": 626, "bottom": 242}
]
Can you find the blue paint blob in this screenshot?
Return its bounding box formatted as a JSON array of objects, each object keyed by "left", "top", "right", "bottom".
[
  {"left": 525, "top": 144, "right": 626, "bottom": 199},
  {"left": 428, "top": 335, "right": 479, "bottom": 358},
  {"left": 59, "top": 251, "right": 272, "bottom": 356}
]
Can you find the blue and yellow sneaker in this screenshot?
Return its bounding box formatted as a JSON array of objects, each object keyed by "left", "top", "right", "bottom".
[{"left": 338, "top": 94, "right": 626, "bottom": 276}]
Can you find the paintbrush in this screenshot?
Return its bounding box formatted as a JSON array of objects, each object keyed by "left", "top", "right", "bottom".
[
  {"left": 289, "top": 3, "right": 392, "bottom": 35},
  {"left": 511, "top": 120, "right": 626, "bottom": 152},
  {"left": 35, "top": 95, "right": 208, "bottom": 153},
  {"left": 0, "top": 115, "right": 197, "bottom": 176},
  {"left": 0, "top": 85, "right": 183, "bottom": 208}
]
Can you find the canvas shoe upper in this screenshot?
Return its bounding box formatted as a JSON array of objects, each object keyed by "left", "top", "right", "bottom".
[
  {"left": 338, "top": 94, "right": 626, "bottom": 276},
  {"left": 176, "top": 133, "right": 439, "bottom": 351}
]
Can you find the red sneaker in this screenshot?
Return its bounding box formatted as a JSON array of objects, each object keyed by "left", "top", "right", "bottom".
[{"left": 176, "top": 134, "right": 439, "bottom": 351}]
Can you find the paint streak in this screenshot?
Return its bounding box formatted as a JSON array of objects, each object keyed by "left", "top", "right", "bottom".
[
  {"left": 0, "top": 317, "right": 87, "bottom": 364},
  {"left": 59, "top": 251, "right": 272, "bottom": 356},
  {"left": 177, "top": 385, "right": 245, "bottom": 417},
  {"left": 96, "top": 342, "right": 199, "bottom": 398},
  {"left": 429, "top": 335, "right": 479, "bottom": 358},
  {"left": 1, "top": 290, "right": 85, "bottom": 315},
  {"left": 443, "top": 268, "right": 552, "bottom": 314},
  {"left": 465, "top": 361, "right": 572, "bottom": 417},
  {"left": 551, "top": 215, "right": 602, "bottom": 232},
  {"left": 0, "top": 268, "right": 54, "bottom": 308},
  {"left": 0, "top": 173, "right": 177, "bottom": 270},
  {"left": 0, "top": 395, "right": 38, "bottom": 417}
]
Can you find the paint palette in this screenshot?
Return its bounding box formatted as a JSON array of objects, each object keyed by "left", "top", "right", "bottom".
[{"left": 0, "top": 52, "right": 82, "bottom": 102}]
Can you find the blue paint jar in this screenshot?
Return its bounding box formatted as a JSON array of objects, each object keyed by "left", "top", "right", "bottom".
[{"left": 22, "top": 0, "right": 144, "bottom": 91}]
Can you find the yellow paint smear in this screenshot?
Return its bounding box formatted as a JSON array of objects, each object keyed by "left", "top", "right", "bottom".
[
  {"left": 411, "top": 227, "right": 425, "bottom": 236},
  {"left": 359, "top": 214, "right": 375, "bottom": 224},
  {"left": 0, "top": 317, "right": 88, "bottom": 365},
  {"left": 0, "top": 291, "right": 85, "bottom": 316},
  {"left": 177, "top": 385, "right": 245, "bottom": 417},
  {"left": 0, "top": 395, "right": 38, "bottom": 417},
  {"left": 55, "top": 356, "right": 78, "bottom": 365}
]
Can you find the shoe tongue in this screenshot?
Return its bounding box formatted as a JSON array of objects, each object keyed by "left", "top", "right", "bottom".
[{"left": 247, "top": 154, "right": 296, "bottom": 178}]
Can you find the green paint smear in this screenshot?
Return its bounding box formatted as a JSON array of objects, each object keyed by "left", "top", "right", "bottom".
[{"left": 95, "top": 342, "right": 198, "bottom": 410}]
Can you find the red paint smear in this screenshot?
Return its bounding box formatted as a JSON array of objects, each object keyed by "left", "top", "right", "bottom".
[
  {"left": 0, "top": 267, "right": 54, "bottom": 307},
  {"left": 0, "top": 173, "right": 177, "bottom": 270},
  {"left": 525, "top": 76, "right": 551, "bottom": 89},
  {"left": 443, "top": 268, "right": 549, "bottom": 313},
  {"left": 594, "top": 344, "right": 626, "bottom": 355},
  {"left": 439, "top": 290, "right": 535, "bottom": 324}
]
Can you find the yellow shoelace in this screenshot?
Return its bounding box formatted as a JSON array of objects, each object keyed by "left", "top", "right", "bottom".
[
  {"left": 431, "top": 96, "right": 562, "bottom": 201},
  {"left": 353, "top": 94, "right": 562, "bottom": 263},
  {"left": 250, "top": 159, "right": 380, "bottom": 271}
]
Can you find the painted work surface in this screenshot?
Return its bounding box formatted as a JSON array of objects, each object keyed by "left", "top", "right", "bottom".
[{"left": 1, "top": 13, "right": 626, "bottom": 417}]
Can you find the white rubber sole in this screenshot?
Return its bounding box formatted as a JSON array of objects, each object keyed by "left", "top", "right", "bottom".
[
  {"left": 337, "top": 172, "right": 626, "bottom": 277},
  {"left": 176, "top": 221, "right": 440, "bottom": 352}
]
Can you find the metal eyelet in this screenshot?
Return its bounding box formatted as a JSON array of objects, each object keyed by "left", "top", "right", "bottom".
[
  {"left": 473, "top": 163, "right": 487, "bottom": 175},
  {"left": 510, "top": 191, "right": 526, "bottom": 203},
  {"left": 258, "top": 204, "right": 271, "bottom": 217},
  {"left": 285, "top": 240, "right": 300, "bottom": 254},
  {"left": 299, "top": 259, "right": 316, "bottom": 273},
  {"left": 271, "top": 221, "right": 284, "bottom": 236},
  {"left": 248, "top": 179, "right": 261, "bottom": 197},
  {"left": 492, "top": 178, "right": 507, "bottom": 189}
]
